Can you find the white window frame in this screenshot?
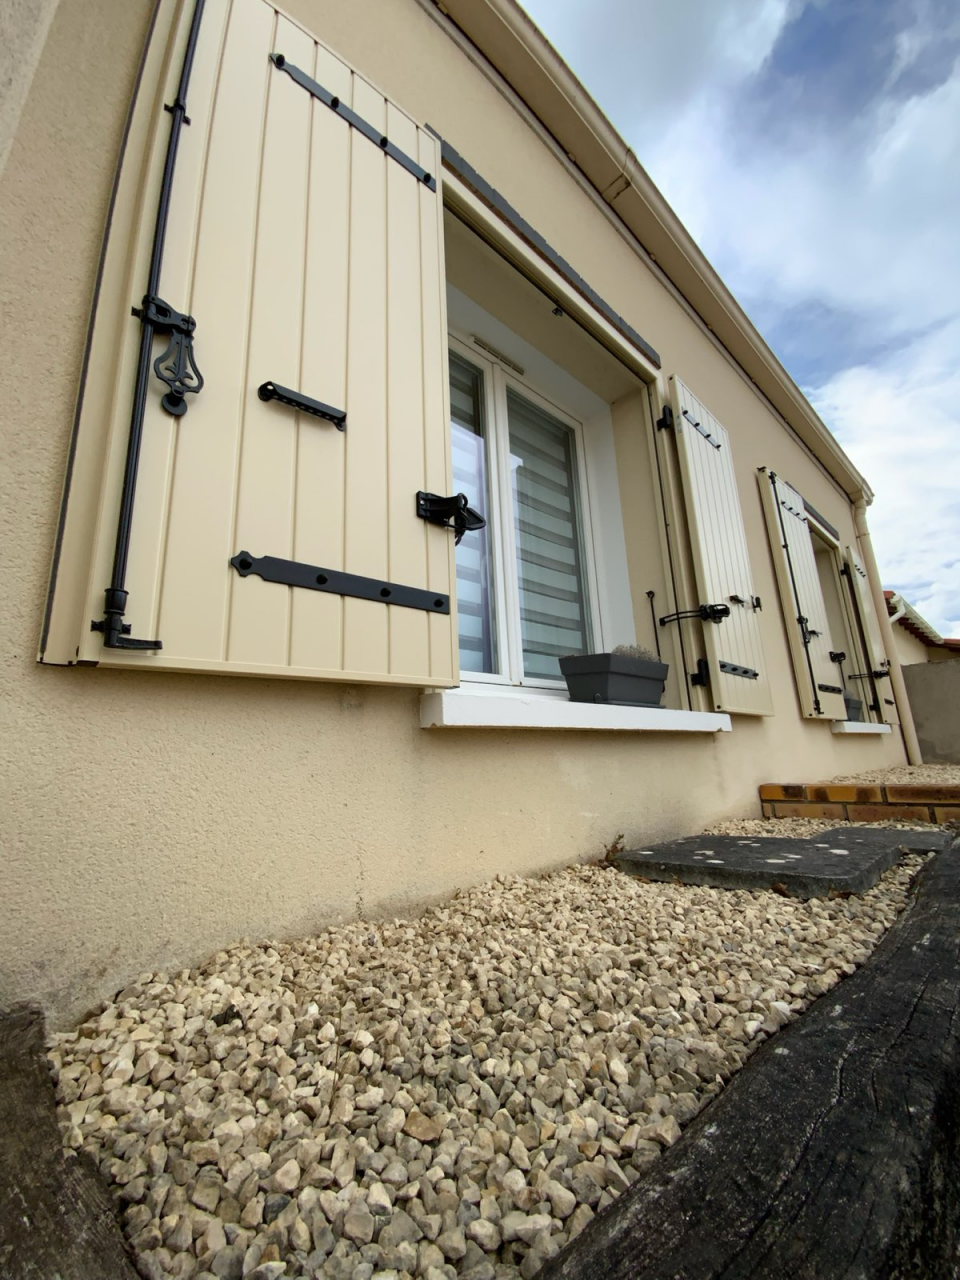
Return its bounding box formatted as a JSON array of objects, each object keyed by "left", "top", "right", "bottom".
[{"left": 448, "top": 331, "right": 605, "bottom": 690}]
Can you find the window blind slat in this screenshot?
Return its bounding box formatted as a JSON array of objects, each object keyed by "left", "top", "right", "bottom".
[
  {"left": 507, "top": 389, "right": 590, "bottom": 679},
  {"left": 450, "top": 352, "right": 497, "bottom": 675}
]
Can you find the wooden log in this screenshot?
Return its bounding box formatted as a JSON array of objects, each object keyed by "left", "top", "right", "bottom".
[
  {"left": 539, "top": 844, "right": 960, "bottom": 1280},
  {"left": 0, "top": 1004, "right": 139, "bottom": 1280}
]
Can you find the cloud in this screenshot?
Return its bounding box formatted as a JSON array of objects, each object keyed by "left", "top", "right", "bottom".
[
  {"left": 520, "top": 0, "right": 792, "bottom": 150},
  {"left": 809, "top": 318, "right": 960, "bottom": 637},
  {"left": 520, "top": 0, "right": 960, "bottom": 636},
  {"left": 644, "top": 33, "right": 960, "bottom": 350}
]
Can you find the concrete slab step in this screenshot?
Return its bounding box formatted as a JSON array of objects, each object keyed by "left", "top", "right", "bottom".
[{"left": 612, "top": 826, "right": 947, "bottom": 898}]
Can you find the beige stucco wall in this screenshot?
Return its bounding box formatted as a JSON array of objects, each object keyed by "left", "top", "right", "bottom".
[
  {"left": 0, "top": 0, "right": 59, "bottom": 181},
  {"left": 902, "top": 662, "right": 960, "bottom": 763},
  {"left": 889, "top": 623, "right": 930, "bottom": 667},
  {"left": 1, "top": 0, "right": 907, "bottom": 1027}
]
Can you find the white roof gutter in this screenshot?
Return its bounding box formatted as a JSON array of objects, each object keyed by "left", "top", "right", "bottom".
[{"left": 431, "top": 0, "right": 872, "bottom": 502}]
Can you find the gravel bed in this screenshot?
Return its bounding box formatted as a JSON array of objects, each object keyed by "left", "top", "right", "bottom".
[
  {"left": 823, "top": 764, "right": 960, "bottom": 787},
  {"left": 49, "top": 859, "right": 926, "bottom": 1280},
  {"left": 704, "top": 816, "right": 939, "bottom": 839}
]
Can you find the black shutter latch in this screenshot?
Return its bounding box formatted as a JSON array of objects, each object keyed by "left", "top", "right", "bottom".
[
  {"left": 659, "top": 603, "right": 731, "bottom": 627},
  {"left": 136, "top": 294, "right": 204, "bottom": 417},
  {"left": 416, "top": 492, "right": 485, "bottom": 545}
]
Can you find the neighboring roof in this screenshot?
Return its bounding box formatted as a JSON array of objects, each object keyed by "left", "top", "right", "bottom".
[
  {"left": 423, "top": 0, "right": 873, "bottom": 502},
  {"left": 885, "top": 591, "right": 960, "bottom": 650}
]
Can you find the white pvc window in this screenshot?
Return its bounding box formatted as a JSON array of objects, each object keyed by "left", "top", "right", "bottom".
[
  {"left": 448, "top": 339, "right": 597, "bottom": 685},
  {"left": 450, "top": 353, "right": 498, "bottom": 674}
]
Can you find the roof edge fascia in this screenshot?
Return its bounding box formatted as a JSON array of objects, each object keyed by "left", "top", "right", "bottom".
[
  {"left": 429, "top": 0, "right": 871, "bottom": 501},
  {"left": 887, "top": 591, "right": 945, "bottom": 646}
]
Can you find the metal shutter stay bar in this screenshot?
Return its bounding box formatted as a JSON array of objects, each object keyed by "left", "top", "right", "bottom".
[
  {"left": 720, "top": 660, "right": 759, "bottom": 680},
  {"left": 680, "top": 407, "right": 722, "bottom": 449},
  {"left": 258, "top": 380, "right": 346, "bottom": 429},
  {"left": 92, "top": 0, "right": 207, "bottom": 651},
  {"left": 659, "top": 603, "right": 731, "bottom": 626},
  {"left": 230, "top": 553, "right": 449, "bottom": 614},
  {"left": 270, "top": 54, "right": 437, "bottom": 190}
]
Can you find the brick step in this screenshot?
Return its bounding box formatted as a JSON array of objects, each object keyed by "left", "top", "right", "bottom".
[{"left": 759, "top": 783, "right": 960, "bottom": 824}]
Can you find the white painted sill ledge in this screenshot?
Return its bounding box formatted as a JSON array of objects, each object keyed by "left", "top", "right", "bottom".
[
  {"left": 830, "top": 721, "right": 893, "bottom": 735},
  {"left": 420, "top": 687, "right": 732, "bottom": 733}
]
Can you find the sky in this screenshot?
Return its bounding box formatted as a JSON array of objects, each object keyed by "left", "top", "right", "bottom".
[{"left": 520, "top": 0, "right": 960, "bottom": 638}]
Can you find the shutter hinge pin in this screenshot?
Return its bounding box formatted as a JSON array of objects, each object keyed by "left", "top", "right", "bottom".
[
  {"left": 690, "top": 657, "right": 710, "bottom": 687},
  {"left": 91, "top": 588, "right": 161, "bottom": 650}
]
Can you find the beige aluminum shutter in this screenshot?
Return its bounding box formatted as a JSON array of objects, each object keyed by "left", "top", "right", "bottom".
[
  {"left": 669, "top": 378, "right": 772, "bottom": 715},
  {"left": 49, "top": 1, "right": 456, "bottom": 685},
  {"left": 844, "top": 546, "right": 899, "bottom": 724},
  {"left": 759, "top": 471, "right": 847, "bottom": 718}
]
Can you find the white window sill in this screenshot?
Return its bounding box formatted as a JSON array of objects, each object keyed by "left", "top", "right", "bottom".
[
  {"left": 830, "top": 721, "right": 893, "bottom": 735},
  {"left": 420, "top": 687, "right": 732, "bottom": 733}
]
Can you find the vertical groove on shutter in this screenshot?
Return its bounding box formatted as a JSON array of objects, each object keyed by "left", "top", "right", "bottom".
[
  {"left": 419, "top": 128, "right": 457, "bottom": 685},
  {"left": 759, "top": 472, "right": 847, "bottom": 718},
  {"left": 342, "top": 72, "right": 388, "bottom": 675},
  {"left": 158, "top": 0, "right": 276, "bottom": 663},
  {"left": 845, "top": 545, "right": 899, "bottom": 724},
  {"left": 289, "top": 38, "right": 351, "bottom": 673},
  {"left": 386, "top": 101, "right": 428, "bottom": 678},
  {"left": 670, "top": 378, "right": 772, "bottom": 715},
  {"left": 227, "top": 11, "right": 307, "bottom": 668},
  {"left": 67, "top": 0, "right": 455, "bottom": 685},
  {"left": 139, "top": 0, "right": 230, "bottom": 647}
]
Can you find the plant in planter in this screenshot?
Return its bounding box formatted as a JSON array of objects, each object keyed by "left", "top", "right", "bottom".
[{"left": 559, "top": 643, "right": 670, "bottom": 707}]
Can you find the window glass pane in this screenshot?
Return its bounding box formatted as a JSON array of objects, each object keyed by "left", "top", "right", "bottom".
[
  {"left": 449, "top": 353, "right": 498, "bottom": 674},
  {"left": 507, "top": 389, "right": 591, "bottom": 679}
]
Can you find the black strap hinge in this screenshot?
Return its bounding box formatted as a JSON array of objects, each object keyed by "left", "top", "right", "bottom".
[
  {"left": 417, "top": 492, "right": 485, "bottom": 545},
  {"left": 136, "top": 293, "right": 203, "bottom": 417},
  {"left": 271, "top": 54, "right": 436, "bottom": 190},
  {"left": 660, "top": 603, "right": 731, "bottom": 627},
  {"left": 230, "top": 551, "right": 449, "bottom": 614}
]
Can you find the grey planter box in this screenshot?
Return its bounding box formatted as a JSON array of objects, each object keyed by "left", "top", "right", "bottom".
[
  {"left": 843, "top": 692, "right": 863, "bottom": 722},
  {"left": 559, "top": 652, "right": 669, "bottom": 707}
]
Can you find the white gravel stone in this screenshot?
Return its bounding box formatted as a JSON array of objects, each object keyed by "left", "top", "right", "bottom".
[
  {"left": 49, "top": 853, "right": 926, "bottom": 1280},
  {"left": 826, "top": 764, "right": 960, "bottom": 787},
  {"left": 270, "top": 1160, "right": 300, "bottom": 1194}
]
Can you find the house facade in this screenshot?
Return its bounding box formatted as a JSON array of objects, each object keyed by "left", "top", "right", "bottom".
[
  {"left": 885, "top": 591, "right": 960, "bottom": 666},
  {"left": 1, "top": 0, "right": 918, "bottom": 1025}
]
